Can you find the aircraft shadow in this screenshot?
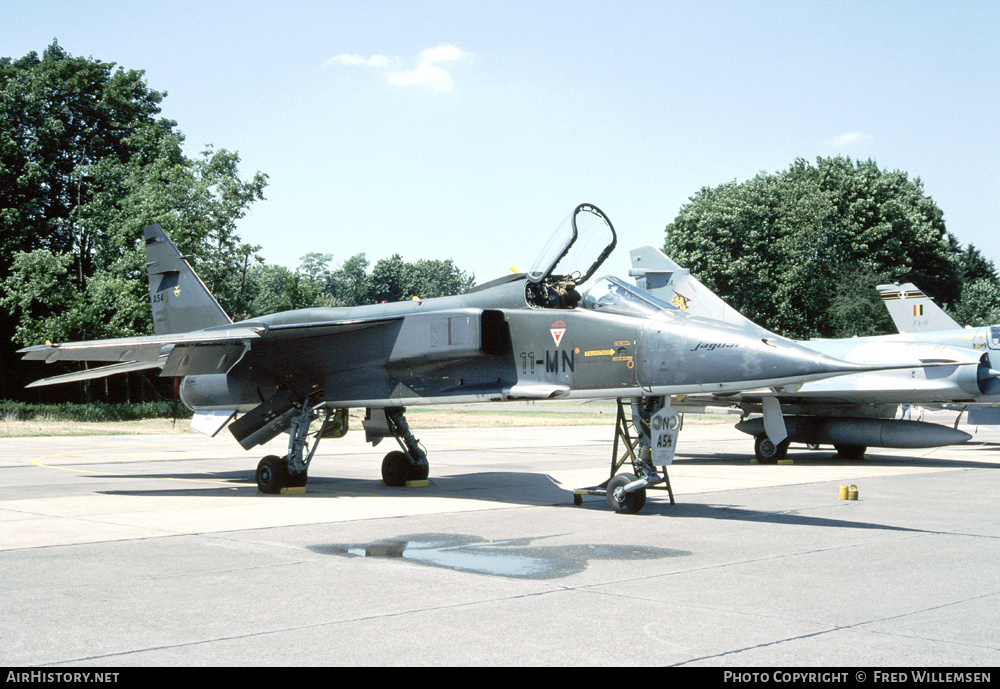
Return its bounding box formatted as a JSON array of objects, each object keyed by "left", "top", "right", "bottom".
[
  {"left": 95, "top": 468, "right": 942, "bottom": 536},
  {"left": 603, "top": 499, "right": 934, "bottom": 533},
  {"left": 96, "top": 470, "right": 579, "bottom": 505}
]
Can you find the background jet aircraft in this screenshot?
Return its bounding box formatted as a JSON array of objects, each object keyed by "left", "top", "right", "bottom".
[
  {"left": 20, "top": 205, "right": 950, "bottom": 512},
  {"left": 629, "top": 246, "right": 999, "bottom": 460},
  {"left": 877, "top": 282, "right": 1000, "bottom": 426}
]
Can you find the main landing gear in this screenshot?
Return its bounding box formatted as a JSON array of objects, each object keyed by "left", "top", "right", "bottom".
[
  {"left": 251, "top": 399, "right": 430, "bottom": 494},
  {"left": 574, "top": 398, "right": 676, "bottom": 514},
  {"left": 255, "top": 398, "right": 347, "bottom": 494},
  {"left": 365, "top": 407, "right": 430, "bottom": 487}
]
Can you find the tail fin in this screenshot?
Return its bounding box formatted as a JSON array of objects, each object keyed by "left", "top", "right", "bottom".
[
  {"left": 876, "top": 282, "right": 960, "bottom": 333},
  {"left": 145, "top": 224, "right": 232, "bottom": 335},
  {"left": 629, "top": 245, "right": 762, "bottom": 331}
]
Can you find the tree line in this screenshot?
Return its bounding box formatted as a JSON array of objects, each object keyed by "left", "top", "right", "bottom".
[
  {"left": 0, "top": 42, "right": 474, "bottom": 402},
  {"left": 663, "top": 156, "right": 1000, "bottom": 340}
]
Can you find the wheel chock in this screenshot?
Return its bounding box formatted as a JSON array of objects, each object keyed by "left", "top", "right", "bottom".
[
  {"left": 279, "top": 486, "right": 306, "bottom": 495},
  {"left": 777, "top": 459, "right": 794, "bottom": 465},
  {"left": 380, "top": 479, "right": 429, "bottom": 487}
]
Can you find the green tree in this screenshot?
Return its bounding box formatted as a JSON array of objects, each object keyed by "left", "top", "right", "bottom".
[
  {"left": 949, "top": 279, "right": 1000, "bottom": 328},
  {"left": 303, "top": 252, "right": 475, "bottom": 307},
  {"left": 664, "top": 156, "right": 963, "bottom": 339},
  {"left": 0, "top": 41, "right": 266, "bottom": 399},
  {"left": 327, "top": 253, "right": 372, "bottom": 306},
  {"left": 245, "top": 264, "right": 321, "bottom": 316},
  {"left": 405, "top": 259, "right": 477, "bottom": 300}
]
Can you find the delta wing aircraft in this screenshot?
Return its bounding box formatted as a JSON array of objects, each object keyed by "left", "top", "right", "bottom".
[
  {"left": 878, "top": 282, "right": 1000, "bottom": 425},
  {"left": 21, "top": 205, "right": 953, "bottom": 512},
  {"left": 629, "top": 246, "right": 999, "bottom": 461}
]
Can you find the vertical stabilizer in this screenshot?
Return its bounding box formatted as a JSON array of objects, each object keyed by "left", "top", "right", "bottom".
[
  {"left": 877, "top": 282, "right": 960, "bottom": 333},
  {"left": 144, "top": 224, "right": 232, "bottom": 335},
  {"left": 629, "top": 245, "right": 762, "bottom": 331}
]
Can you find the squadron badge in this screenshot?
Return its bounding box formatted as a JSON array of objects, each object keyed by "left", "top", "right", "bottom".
[{"left": 550, "top": 320, "right": 566, "bottom": 347}]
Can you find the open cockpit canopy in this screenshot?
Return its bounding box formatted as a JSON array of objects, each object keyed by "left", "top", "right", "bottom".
[{"left": 528, "top": 203, "right": 616, "bottom": 285}]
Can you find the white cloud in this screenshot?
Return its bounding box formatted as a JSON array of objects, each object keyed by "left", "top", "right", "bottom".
[
  {"left": 325, "top": 53, "right": 399, "bottom": 69},
  {"left": 325, "top": 44, "right": 472, "bottom": 92},
  {"left": 387, "top": 62, "right": 455, "bottom": 92},
  {"left": 831, "top": 132, "right": 874, "bottom": 147},
  {"left": 417, "top": 44, "right": 469, "bottom": 65}
]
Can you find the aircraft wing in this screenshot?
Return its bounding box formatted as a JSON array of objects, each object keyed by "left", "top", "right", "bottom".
[
  {"left": 18, "top": 316, "right": 418, "bottom": 384},
  {"left": 20, "top": 308, "right": 506, "bottom": 389}
]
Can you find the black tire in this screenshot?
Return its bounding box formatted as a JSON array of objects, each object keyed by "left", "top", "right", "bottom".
[
  {"left": 606, "top": 473, "right": 646, "bottom": 514},
  {"left": 834, "top": 444, "right": 867, "bottom": 460},
  {"left": 754, "top": 435, "right": 789, "bottom": 462},
  {"left": 381, "top": 450, "right": 412, "bottom": 487},
  {"left": 256, "top": 455, "right": 288, "bottom": 494}
]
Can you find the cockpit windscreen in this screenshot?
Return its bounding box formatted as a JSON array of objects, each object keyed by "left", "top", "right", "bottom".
[{"left": 582, "top": 276, "right": 683, "bottom": 319}]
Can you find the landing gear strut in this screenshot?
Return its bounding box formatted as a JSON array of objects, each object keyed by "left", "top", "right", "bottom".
[
  {"left": 574, "top": 397, "right": 676, "bottom": 514},
  {"left": 256, "top": 396, "right": 335, "bottom": 494},
  {"left": 364, "top": 407, "right": 430, "bottom": 486}
]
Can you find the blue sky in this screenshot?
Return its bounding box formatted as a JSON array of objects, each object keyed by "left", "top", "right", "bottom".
[{"left": 5, "top": 1, "right": 998, "bottom": 286}]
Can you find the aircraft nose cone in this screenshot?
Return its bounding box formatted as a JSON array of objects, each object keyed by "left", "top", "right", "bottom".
[{"left": 639, "top": 320, "right": 880, "bottom": 391}]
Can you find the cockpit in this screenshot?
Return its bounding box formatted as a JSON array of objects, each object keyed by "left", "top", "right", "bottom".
[
  {"left": 524, "top": 203, "right": 617, "bottom": 309},
  {"left": 521, "top": 203, "right": 684, "bottom": 320}
]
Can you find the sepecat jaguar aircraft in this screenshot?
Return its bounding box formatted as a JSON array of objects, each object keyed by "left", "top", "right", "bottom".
[{"left": 19, "top": 204, "right": 954, "bottom": 512}]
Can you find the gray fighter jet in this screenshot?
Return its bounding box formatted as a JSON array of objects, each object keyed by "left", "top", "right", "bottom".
[
  {"left": 20, "top": 205, "right": 951, "bottom": 512},
  {"left": 877, "top": 282, "right": 1000, "bottom": 426},
  {"left": 630, "top": 246, "right": 998, "bottom": 460}
]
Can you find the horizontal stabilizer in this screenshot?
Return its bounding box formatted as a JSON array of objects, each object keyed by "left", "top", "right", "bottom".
[
  {"left": 19, "top": 326, "right": 264, "bottom": 363},
  {"left": 25, "top": 359, "right": 166, "bottom": 388}
]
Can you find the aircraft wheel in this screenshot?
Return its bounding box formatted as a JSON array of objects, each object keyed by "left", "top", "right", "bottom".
[
  {"left": 754, "top": 435, "right": 789, "bottom": 462},
  {"left": 834, "top": 444, "right": 867, "bottom": 460},
  {"left": 606, "top": 473, "right": 646, "bottom": 514},
  {"left": 382, "top": 450, "right": 414, "bottom": 487},
  {"left": 256, "top": 455, "right": 288, "bottom": 494}
]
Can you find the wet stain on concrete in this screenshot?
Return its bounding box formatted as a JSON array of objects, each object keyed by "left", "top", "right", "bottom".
[{"left": 309, "top": 533, "right": 691, "bottom": 579}]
